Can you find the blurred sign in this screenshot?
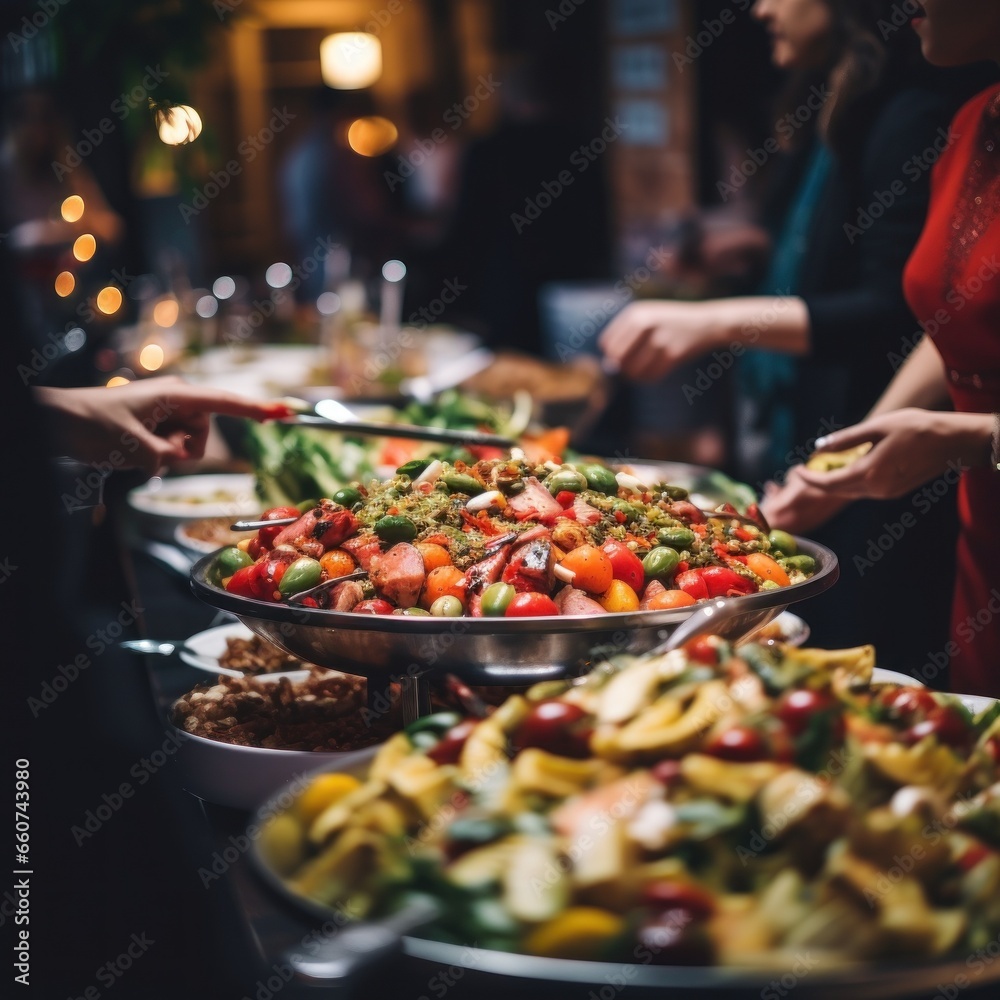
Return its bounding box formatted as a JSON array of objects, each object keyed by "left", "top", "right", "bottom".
[
  {"left": 612, "top": 0, "right": 679, "bottom": 35},
  {"left": 615, "top": 99, "right": 670, "bottom": 146},
  {"left": 612, "top": 45, "right": 669, "bottom": 91}
]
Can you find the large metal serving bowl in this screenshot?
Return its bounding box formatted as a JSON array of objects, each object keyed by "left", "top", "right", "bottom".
[{"left": 190, "top": 537, "right": 838, "bottom": 685}]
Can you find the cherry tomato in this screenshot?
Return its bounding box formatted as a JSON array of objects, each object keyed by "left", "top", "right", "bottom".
[
  {"left": 319, "top": 549, "right": 357, "bottom": 580},
  {"left": 635, "top": 909, "right": 714, "bottom": 966},
  {"left": 516, "top": 700, "right": 590, "bottom": 758},
  {"left": 505, "top": 592, "right": 561, "bottom": 617},
  {"left": 353, "top": 599, "right": 395, "bottom": 615},
  {"left": 685, "top": 636, "right": 723, "bottom": 665},
  {"left": 745, "top": 553, "right": 790, "bottom": 587},
  {"left": 703, "top": 726, "right": 767, "bottom": 762},
  {"left": 257, "top": 506, "right": 301, "bottom": 549},
  {"left": 903, "top": 706, "right": 971, "bottom": 749},
  {"left": 427, "top": 719, "right": 478, "bottom": 765},
  {"left": 877, "top": 687, "right": 938, "bottom": 724},
  {"left": 601, "top": 540, "right": 645, "bottom": 591},
  {"left": 645, "top": 590, "right": 697, "bottom": 611},
  {"left": 598, "top": 580, "right": 640, "bottom": 613},
  {"left": 559, "top": 545, "right": 614, "bottom": 594},
  {"left": 555, "top": 490, "right": 578, "bottom": 507},
  {"left": 641, "top": 882, "right": 716, "bottom": 920},
  {"left": 700, "top": 566, "right": 756, "bottom": 598},
  {"left": 650, "top": 760, "right": 683, "bottom": 785},
  {"left": 775, "top": 688, "right": 841, "bottom": 737}
]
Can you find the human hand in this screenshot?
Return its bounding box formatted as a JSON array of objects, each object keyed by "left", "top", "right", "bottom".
[
  {"left": 760, "top": 465, "right": 851, "bottom": 535},
  {"left": 795, "top": 408, "right": 993, "bottom": 500},
  {"left": 37, "top": 376, "right": 293, "bottom": 475},
  {"left": 598, "top": 300, "right": 728, "bottom": 382}
]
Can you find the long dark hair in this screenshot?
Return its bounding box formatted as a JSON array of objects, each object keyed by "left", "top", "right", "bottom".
[{"left": 821, "top": 0, "right": 926, "bottom": 153}]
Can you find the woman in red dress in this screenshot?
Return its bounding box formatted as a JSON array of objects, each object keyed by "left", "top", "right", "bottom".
[{"left": 767, "top": 0, "right": 1000, "bottom": 695}]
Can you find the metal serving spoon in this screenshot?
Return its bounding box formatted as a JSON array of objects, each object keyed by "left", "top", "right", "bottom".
[{"left": 118, "top": 639, "right": 246, "bottom": 678}]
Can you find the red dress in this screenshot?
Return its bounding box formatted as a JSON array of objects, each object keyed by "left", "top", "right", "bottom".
[{"left": 903, "top": 86, "right": 1000, "bottom": 697}]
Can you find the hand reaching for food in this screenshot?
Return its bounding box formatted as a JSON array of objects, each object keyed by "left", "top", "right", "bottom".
[
  {"left": 760, "top": 466, "right": 851, "bottom": 536},
  {"left": 36, "top": 376, "right": 293, "bottom": 475},
  {"left": 795, "top": 408, "right": 995, "bottom": 501}
]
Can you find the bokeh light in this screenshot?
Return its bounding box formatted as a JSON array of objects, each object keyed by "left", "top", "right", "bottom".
[
  {"left": 382, "top": 259, "right": 406, "bottom": 282},
  {"left": 106, "top": 376, "right": 130, "bottom": 387},
  {"left": 213, "top": 276, "right": 236, "bottom": 299},
  {"left": 195, "top": 294, "right": 218, "bottom": 318},
  {"left": 54, "top": 271, "right": 76, "bottom": 297},
  {"left": 96, "top": 286, "right": 123, "bottom": 314},
  {"left": 139, "top": 344, "right": 165, "bottom": 371},
  {"left": 73, "top": 234, "right": 96, "bottom": 261},
  {"left": 265, "top": 262, "right": 292, "bottom": 288},
  {"left": 64, "top": 328, "right": 86, "bottom": 352},
  {"left": 60, "top": 195, "right": 85, "bottom": 223},
  {"left": 317, "top": 291, "right": 341, "bottom": 316},
  {"left": 152, "top": 298, "right": 179, "bottom": 328},
  {"left": 320, "top": 33, "right": 381, "bottom": 90},
  {"left": 347, "top": 117, "right": 398, "bottom": 157}
]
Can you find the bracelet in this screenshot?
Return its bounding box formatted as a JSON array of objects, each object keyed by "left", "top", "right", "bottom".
[{"left": 993, "top": 413, "right": 1000, "bottom": 472}]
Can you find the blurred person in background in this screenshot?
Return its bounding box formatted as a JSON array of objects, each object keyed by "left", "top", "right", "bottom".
[
  {"left": 600, "top": 0, "right": 992, "bottom": 670},
  {"left": 767, "top": 0, "right": 1000, "bottom": 697},
  {"left": 441, "top": 58, "right": 612, "bottom": 354}
]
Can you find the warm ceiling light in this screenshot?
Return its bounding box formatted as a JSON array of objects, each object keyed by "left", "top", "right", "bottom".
[
  {"left": 347, "top": 116, "right": 398, "bottom": 157},
  {"left": 139, "top": 343, "right": 164, "bottom": 371},
  {"left": 96, "top": 286, "right": 123, "bottom": 314},
  {"left": 54, "top": 271, "right": 76, "bottom": 297},
  {"left": 106, "top": 375, "right": 130, "bottom": 387},
  {"left": 320, "top": 33, "right": 381, "bottom": 90},
  {"left": 73, "top": 233, "right": 96, "bottom": 261},
  {"left": 157, "top": 105, "right": 203, "bottom": 145},
  {"left": 61, "top": 195, "right": 84, "bottom": 222},
  {"left": 152, "top": 297, "right": 179, "bottom": 327}
]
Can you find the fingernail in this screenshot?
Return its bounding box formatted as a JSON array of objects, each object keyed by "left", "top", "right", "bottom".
[{"left": 814, "top": 435, "right": 830, "bottom": 448}]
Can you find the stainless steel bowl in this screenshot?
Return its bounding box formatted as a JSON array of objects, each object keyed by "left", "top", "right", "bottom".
[{"left": 190, "top": 537, "right": 838, "bottom": 685}]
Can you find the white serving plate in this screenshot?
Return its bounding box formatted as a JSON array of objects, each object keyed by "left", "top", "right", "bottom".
[
  {"left": 180, "top": 623, "right": 310, "bottom": 682},
  {"left": 128, "top": 473, "right": 259, "bottom": 520}
]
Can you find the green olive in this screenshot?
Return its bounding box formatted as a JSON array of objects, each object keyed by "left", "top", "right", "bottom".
[
  {"left": 405, "top": 711, "right": 462, "bottom": 738},
  {"left": 481, "top": 582, "right": 516, "bottom": 616},
  {"left": 430, "top": 595, "right": 464, "bottom": 617},
  {"left": 331, "top": 486, "right": 363, "bottom": 508},
  {"left": 613, "top": 499, "right": 642, "bottom": 524},
  {"left": 657, "top": 484, "right": 690, "bottom": 502},
  {"left": 642, "top": 546, "right": 681, "bottom": 580},
  {"left": 780, "top": 554, "right": 815, "bottom": 574},
  {"left": 579, "top": 464, "right": 619, "bottom": 495},
  {"left": 400, "top": 606, "right": 432, "bottom": 616},
  {"left": 441, "top": 472, "right": 485, "bottom": 496},
  {"left": 767, "top": 529, "right": 798, "bottom": 556},
  {"left": 374, "top": 514, "right": 418, "bottom": 543},
  {"left": 296, "top": 497, "right": 321, "bottom": 513},
  {"left": 216, "top": 546, "right": 253, "bottom": 579},
  {"left": 277, "top": 556, "right": 323, "bottom": 596},
  {"left": 656, "top": 526, "right": 696, "bottom": 550},
  {"left": 544, "top": 469, "right": 588, "bottom": 495}
]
